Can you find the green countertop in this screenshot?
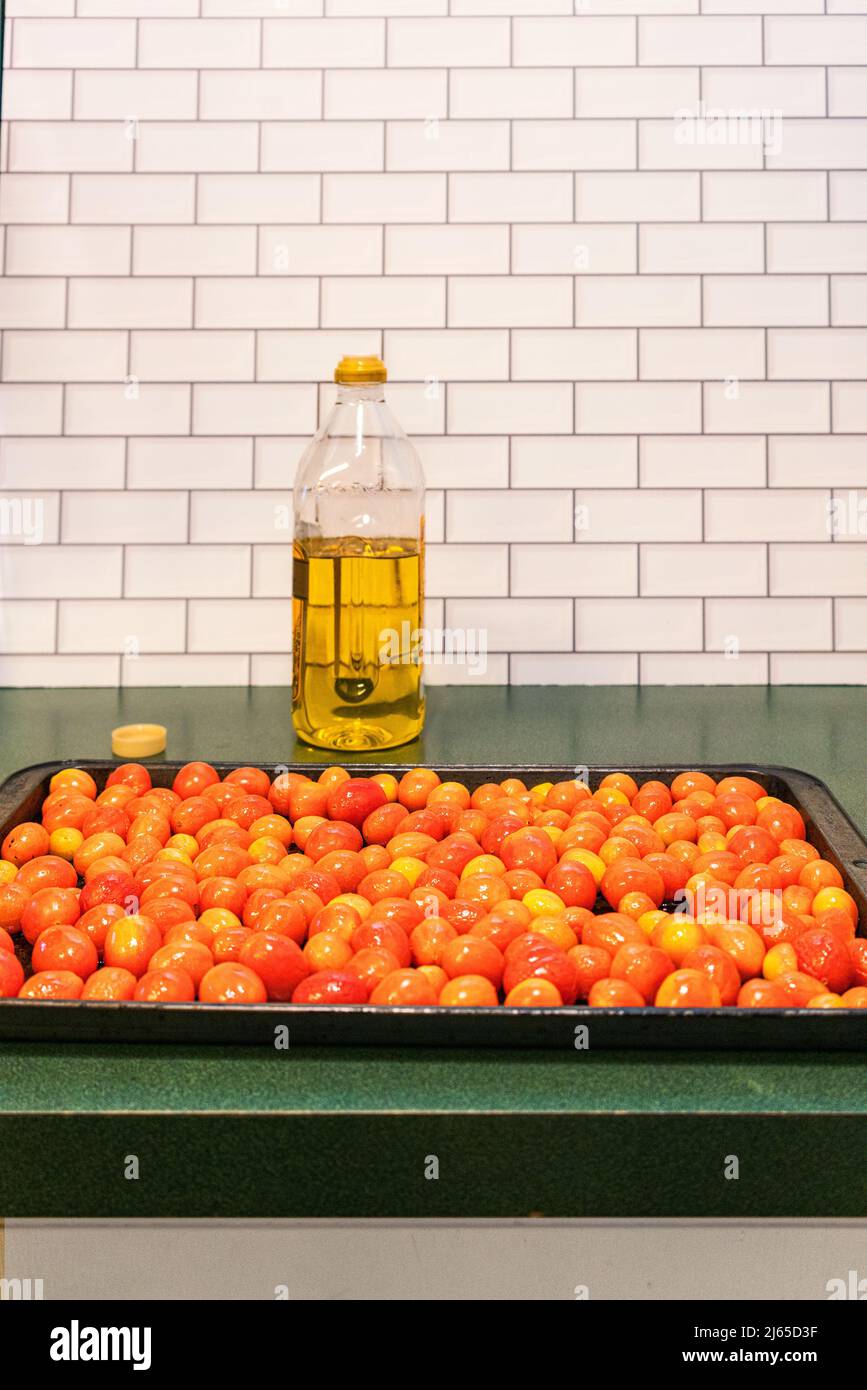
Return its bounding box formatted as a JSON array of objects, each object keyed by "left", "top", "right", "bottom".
[{"left": 0, "top": 685, "right": 865, "bottom": 1218}]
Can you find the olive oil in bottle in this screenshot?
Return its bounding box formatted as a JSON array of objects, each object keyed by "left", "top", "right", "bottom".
[{"left": 291, "top": 358, "right": 425, "bottom": 751}]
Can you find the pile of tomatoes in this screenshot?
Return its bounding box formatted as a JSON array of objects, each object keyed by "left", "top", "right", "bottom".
[{"left": 0, "top": 762, "right": 864, "bottom": 1012}]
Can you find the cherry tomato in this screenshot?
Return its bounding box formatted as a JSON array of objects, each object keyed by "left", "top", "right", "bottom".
[
  {"left": 19, "top": 969, "right": 84, "bottom": 999},
  {"left": 292, "top": 970, "right": 368, "bottom": 1005},
  {"left": 199, "top": 962, "right": 267, "bottom": 1004},
  {"left": 0, "top": 951, "right": 25, "bottom": 998}
]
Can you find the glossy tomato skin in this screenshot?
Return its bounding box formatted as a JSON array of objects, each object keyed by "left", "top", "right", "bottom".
[
  {"left": 292, "top": 970, "right": 368, "bottom": 1005},
  {"left": 19, "top": 969, "right": 84, "bottom": 1000},
  {"left": 103, "top": 913, "right": 161, "bottom": 978},
  {"left": 31, "top": 924, "right": 98, "bottom": 979},
  {"left": 238, "top": 931, "right": 309, "bottom": 1002},
  {"left": 21, "top": 887, "right": 81, "bottom": 945},
  {"left": 172, "top": 762, "right": 220, "bottom": 799},
  {"left": 794, "top": 929, "right": 852, "bottom": 994},
  {"left": 78, "top": 870, "right": 137, "bottom": 916},
  {"left": 81, "top": 966, "right": 137, "bottom": 1001},
  {"left": 133, "top": 967, "right": 196, "bottom": 1003},
  {"left": 325, "top": 778, "right": 387, "bottom": 828},
  {"left": 199, "top": 963, "right": 267, "bottom": 1004},
  {"left": 0, "top": 951, "right": 25, "bottom": 998}
]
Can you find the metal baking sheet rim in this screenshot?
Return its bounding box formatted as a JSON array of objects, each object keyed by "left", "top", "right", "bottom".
[{"left": 1, "top": 760, "right": 865, "bottom": 1051}]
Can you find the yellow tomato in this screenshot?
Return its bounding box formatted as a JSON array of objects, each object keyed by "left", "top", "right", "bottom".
[
  {"left": 49, "top": 827, "right": 84, "bottom": 862},
  {"left": 560, "top": 847, "right": 606, "bottom": 885},
  {"left": 522, "top": 888, "right": 566, "bottom": 918},
  {"left": 461, "top": 854, "right": 505, "bottom": 880},
  {"left": 390, "top": 855, "right": 427, "bottom": 887}
]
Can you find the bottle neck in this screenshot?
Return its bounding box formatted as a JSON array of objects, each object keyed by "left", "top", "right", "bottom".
[{"left": 335, "top": 383, "right": 386, "bottom": 405}]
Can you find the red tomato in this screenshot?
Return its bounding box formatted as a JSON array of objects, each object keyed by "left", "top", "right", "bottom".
[
  {"left": 173, "top": 762, "right": 220, "bottom": 799},
  {"left": 20, "top": 887, "right": 81, "bottom": 945},
  {"left": 31, "top": 924, "right": 97, "bottom": 979},
  {"left": 0, "top": 951, "right": 25, "bottom": 998},
  {"left": 325, "top": 778, "right": 387, "bottom": 828},
  {"left": 133, "top": 967, "right": 196, "bottom": 1003},
  {"left": 2, "top": 822, "right": 50, "bottom": 866},
  {"left": 106, "top": 762, "right": 152, "bottom": 795},
  {"left": 199, "top": 963, "right": 267, "bottom": 1004},
  {"left": 238, "top": 931, "right": 309, "bottom": 1002},
  {"left": 794, "top": 929, "right": 852, "bottom": 994},
  {"left": 81, "top": 966, "right": 138, "bottom": 1001},
  {"left": 103, "top": 913, "right": 161, "bottom": 978},
  {"left": 292, "top": 970, "right": 368, "bottom": 1005},
  {"left": 19, "top": 969, "right": 83, "bottom": 1000}
]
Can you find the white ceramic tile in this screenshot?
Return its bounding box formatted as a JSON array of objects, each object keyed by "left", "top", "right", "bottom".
[
  {"left": 771, "top": 652, "right": 867, "bottom": 683},
  {"left": 263, "top": 122, "right": 383, "bottom": 173},
  {"left": 512, "top": 225, "right": 636, "bottom": 275},
  {"left": 125, "top": 545, "right": 251, "bottom": 598},
  {"left": 576, "top": 488, "right": 702, "bottom": 542},
  {"left": 0, "top": 174, "right": 69, "bottom": 222},
  {"left": 769, "top": 436, "right": 867, "bottom": 488},
  {"left": 426, "top": 543, "right": 509, "bottom": 597},
  {"left": 704, "top": 275, "right": 828, "bottom": 327},
  {"left": 8, "top": 121, "right": 133, "bottom": 172},
  {"left": 71, "top": 174, "right": 195, "bottom": 224},
  {"left": 190, "top": 490, "right": 294, "bottom": 543},
  {"left": 65, "top": 384, "right": 191, "bottom": 436},
  {"left": 447, "top": 489, "right": 573, "bottom": 542},
  {"left": 640, "top": 436, "right": 765, "bottom": 488},
  {"left": 449, "top": 383, "right": 573, "bottom": 434},
  {"left": 136, "top": 123, "right": 260, "bottom": 173},
  {"left": 704, "top": 382, "right": 830, "bottom": 434},
  {"left": 513, "top": 17, "right": 636, "bottom": 66},
  {"left": 450, "top": 173, "right": 573, "bottom": 223},
  {"left": 323, "top": 172, "right": 445, "bottom": 222},
  {"left": 767, "top": 224, "right": 867, "bottom": 273},
  {"left": 575, "top": 597, "right": 703, "bottom": 650},
  {"left": 4, "top": 70, "right": 74, "bottom": 119},
  {"left": 0, "top": 438, "right": 124, "bottom": 490},
  {"left": 576, "top": 172, "right": 699, "bottom": 221},
  {"left": 192, "top": 384, "right": 316, "bottom": 435},
  {"left": 765, "top": 16, "right": 867, "bottom": 65},
  {"left": 325, "top": 69, "right": 447, "bottom": 119},
  {"left": 0, "top": 654, "right": 120, "bottom": 686},
  {"left": 513, "top": 120, "right": 636, "bottom": 172},
  {"left": 6, "top": 226, "right": 131, "bottom": 276},
  {"left": 139, "top": 18, "right": 260, "bottom": 67},
  {"left": 641, "top": 652, "right": 769, "bottom": 684},
  {"left": 122, "top": 653, "right": 251, "bottom": 686},
  {"left": 768, "top": 328, "right": 867, "bottom": 380},
  {"left": 3, "top": 330, "right": 128, "bottom": 382},
  {"left": 0, "top": 542, "right": 123, "bottom": 597},
  {"left": 0, "top": 602, "right": 58, "bottom": 654},
  {"left": 513, "top": 329, "right": 637, "bottom": 380},
  {"left": 770, "top": 544, "right": 867, "bottom": 597},
  {"left": 199, "top": 70, "right": 322, "bottom": 120},
  {"left": 576, "top": 276, "right": 701, "bottom": 326},
  {"left": 641, "top": 543, "right": 766, "bottom": 596},
  {"left": 576, "top": 67, "right": 698, "bottom": 117},
  {"left": 128, "top": 438, "right": 252, "bottom": 490},
  {"left": 197, "top": 278, "right": 319, "bottom": 328},
  {"left": 0, "top": 385, "right": 63, "bottom": 434},
  {"left": 321, "top": 276, "right": 445, "bottom": 327},
  {"left": 258, "top": 329, "right": 381, "bottom": 381},
  {"left": 259, "top": 226, "right": 382, "bottom": 277},
  {"left": 263, "top": 17, "right": 384, "bottom": 66},
  {"left": 384, "top": 329, "right": 509, "bottom": 381},
  {"left": 13, "top": 19, "right": 136, "bottom": 67},
  {"left": 512, "top": 437, "right": 637, "bottom": 489},
  {"left": 75, "top": 70, "right": 198, "bottom": 119},
  {"left": 449, "top": 276, "right": 573, "bottom": 328},
  {"left": 640, "top": 328, "right": 764, "bottom": 380},
  {"left": 62, "top": 491, "right": 188, "bottom": 544},
  {"left": 447, "top": 596, "right": 574, "bottom": 650},
  {"left": 511, "top": 653, "right": 639, "bottom": 684},
  {"left": 386, "top": 120, "right": 509, "bottom": 172},
  {"left": 134, "top": 227, "right": 256, "bottom": 276},
  {"left": 414, "top": 437, "right": 509, "bottom": 489},
  {"left": 129, "top": 329, "right": 254, "bottom": 382},
  {"left": 835, "top": 597, "right": 867, "bottom": 649},
  {"left": 639, "top": 16, "right": 762, "bottom": 65},
  {"left": 450, "top": 68, "right": 573, "bottom": 118},
  {"left": 69, "top": 277, "right": 193, "bottom": 328},
  {"left": 388, "top": 17, "right": 509, "bottom": 66},
  {"left": 641, "top": 223, "right": 764, "bottom": 272},
  {"left": 58, "top": 598, "right": 186, "bottom": 654},
  {"left": 703, "top": 173, "right": 826, "bottom": 222},
  {"left": 833, "top": 383, "right": 867, "bottom": 432},
  {"left": 188, "top": 598, "right": 292, "bottom": 651},
  {"left": 512, "top": 544, "right": 637, "bottom": 597},
  {"left": 829, "top": 68, "right": 867, "bottom": 117},
  {"left": 706, "top": 597, "right": 832, "bottom": 650},
  {"left": 576, "top": 382, "right": 701, "bottom": 433}
]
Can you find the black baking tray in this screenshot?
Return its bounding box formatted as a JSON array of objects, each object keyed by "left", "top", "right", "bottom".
[{"left": 0, "top": 761, "right": 865, "bottom": 1049}]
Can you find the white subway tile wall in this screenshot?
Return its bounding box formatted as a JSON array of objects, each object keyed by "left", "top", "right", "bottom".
[{"left": 0, "top": 1, "right": 865, "bottom": 688}]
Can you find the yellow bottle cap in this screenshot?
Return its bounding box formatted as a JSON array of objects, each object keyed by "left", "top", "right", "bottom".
[
  {"left": 334, "top": 355, "right": 387, "bottom": 385},
  {"left": 111, "top": 723, "right": 167, "bottom": 758}
]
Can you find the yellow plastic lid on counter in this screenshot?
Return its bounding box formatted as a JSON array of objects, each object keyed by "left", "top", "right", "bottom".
[{"left": 111, "top": 723, "right": 167, "bottom": 758}]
